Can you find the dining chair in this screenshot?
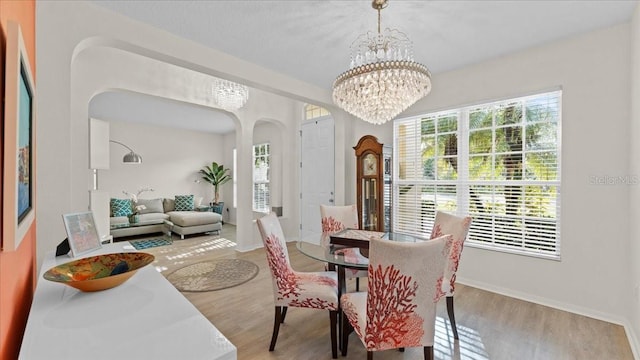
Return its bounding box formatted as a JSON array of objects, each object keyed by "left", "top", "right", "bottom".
[
  {"left": 320, "top": 204, "right": 368, "bottom": 291},
  {"left": 340, "top": 234, "right": 453, "bottom": 359},
  {"left": 430, "top": 211, "right": 472, "bottom": 340},
  {"left": 257, "top": 212, "right": 339, "bottom": 358}
]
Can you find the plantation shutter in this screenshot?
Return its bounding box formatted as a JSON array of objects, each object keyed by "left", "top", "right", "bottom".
[
  {"left": 393, "top": 90, "right": 561, "bottom": 259},
  {"left": 253, "top": 143, "right": 270, "bottom": 212}
]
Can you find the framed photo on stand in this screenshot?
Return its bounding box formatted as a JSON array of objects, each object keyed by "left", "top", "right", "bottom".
[{"left": 62, "top": 212, "right": 102, "bottom": 257}]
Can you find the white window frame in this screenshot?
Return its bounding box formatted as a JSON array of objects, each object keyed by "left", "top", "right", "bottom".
[
  {"left": 393, "top": 90, "right": 561, "bottom": 260},
  {"left": 253, "top": 143, "right": 270, "bottom": 213}
]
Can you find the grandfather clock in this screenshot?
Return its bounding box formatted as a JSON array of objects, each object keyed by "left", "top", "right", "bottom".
[{"left": 354, "top": 135, "right": 384, "bottom": 231}]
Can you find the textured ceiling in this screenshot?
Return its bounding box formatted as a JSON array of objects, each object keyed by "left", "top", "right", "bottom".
[{"left": 88, "top": 0, "right": 638, "bottom": 132}]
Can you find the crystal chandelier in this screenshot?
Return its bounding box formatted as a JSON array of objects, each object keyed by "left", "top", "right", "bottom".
[
  {"left": 212, "top": 79, "right": 249, "bottom": 111},
  {"left": 332, "top": 0, "right": 431, "bottom": 125}
]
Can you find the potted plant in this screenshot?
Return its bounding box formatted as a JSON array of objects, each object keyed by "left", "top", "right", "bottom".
[{"left": 199, "top": 162, "right": 232, "bottom": 214}]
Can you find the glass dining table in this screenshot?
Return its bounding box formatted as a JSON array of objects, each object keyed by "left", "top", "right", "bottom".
[
  {"left": 296, "top": 230, "right": 428, "bottom": 351},
  {"left": 296, "top": 230, "right": 427, "bottom": 296}
]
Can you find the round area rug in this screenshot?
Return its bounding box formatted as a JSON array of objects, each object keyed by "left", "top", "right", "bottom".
[{"left": 166, "top": 259, "right": 259, "bottom": 292}]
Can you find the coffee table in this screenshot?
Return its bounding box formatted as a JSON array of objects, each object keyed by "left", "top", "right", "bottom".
[{"left": 110, "top": 219, "right": 173, "bottom": 240}]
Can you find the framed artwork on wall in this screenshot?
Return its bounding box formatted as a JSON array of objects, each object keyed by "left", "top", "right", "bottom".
[
  {"left": 2, "top": 21, "right": 35, "bottom": 252},
  {"left": 62, "top": 212, "right": 102, "bottom": 258}
]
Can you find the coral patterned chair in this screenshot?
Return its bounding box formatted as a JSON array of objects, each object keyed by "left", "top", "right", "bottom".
[
  {"left": 320, "top": 204, "right": 368, "bottom": 291},
  {"left": 257, "top": 212, "right": 339, "bottom": 358},
  {"left": 340, "top": 234, "right": 453, "bottom": 360},
  {"left": 430, "top": 211, "right": 472, "bottom": 340}
]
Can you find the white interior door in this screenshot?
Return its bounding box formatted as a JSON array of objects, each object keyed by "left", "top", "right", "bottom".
[{"left": 300, "top": 117, "right": 334, "bottom": 244}]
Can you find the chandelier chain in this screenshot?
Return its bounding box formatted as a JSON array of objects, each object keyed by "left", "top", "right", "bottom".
[{"left": 332, "top": 0, "right": 431, "bottom": 125}]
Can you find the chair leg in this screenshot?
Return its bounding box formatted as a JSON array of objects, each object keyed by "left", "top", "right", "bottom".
[
  {"left": 367, "top": 351, "right": 373, "bottom": 360},
  {"left": 269, "top": 306, "right": 283, "bottom": 351},
  {"left": 446, "top": 295, "right": 459, "bottom": 340},
  {"left": 341, "top": 311, "right": 351, "bottom": 356},
  {"left": 399, "top": 347, "right": 405, "bottom": 352},
  {"left": 424, "top": 346, "right": 434, "bottom": 360},
  {"left": 329, "top": 310, "right": 338, "bottom": 359},
  {"left": 356, "top": 277, "right": 360, "bottom": 291},
  {"left": 280, "top": 306, "right": 288, "bottom": 323}
]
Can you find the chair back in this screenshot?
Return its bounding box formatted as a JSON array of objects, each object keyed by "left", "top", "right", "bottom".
[
  {"left": 320, "top": 204, "right": 359, "bottom": 245},
  {"left": 357, "top": 235, "right": 451, "bottom": 351},
  {"left": 257, "top": 212, "right": 296, "bottom": 303},
  {"left": 430, "top": 211, "right": 472, "bottom": 295},
  {"left": 320, "top": 204, "right": 359, "bottom": 233}
]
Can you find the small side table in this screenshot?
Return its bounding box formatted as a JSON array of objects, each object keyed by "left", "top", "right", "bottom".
[
  {"left": 211, "top": 202, "right": 224, "bottom": 215},
  {"left": 210, "top": 202, "right": 225, "bottom": 225}
]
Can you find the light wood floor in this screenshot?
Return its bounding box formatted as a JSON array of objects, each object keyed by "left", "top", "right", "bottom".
[{"left": 145, "top": 225, "right": 634, "bottom": 360}]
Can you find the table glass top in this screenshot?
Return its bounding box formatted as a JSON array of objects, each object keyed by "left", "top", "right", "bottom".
[
  {"left": 297, "top": 231, "right": 428, "bottom": 269},
  {"left": 110, "top": 219, "right": 165, "bottom": 229}
]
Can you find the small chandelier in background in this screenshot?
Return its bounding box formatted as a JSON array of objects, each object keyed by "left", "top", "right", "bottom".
[
  {"left": 332, "top": 0, "right": 432, "bottom": 125},
  {"left": 212, "top": 78, "right": 249, "bottom": 111}
]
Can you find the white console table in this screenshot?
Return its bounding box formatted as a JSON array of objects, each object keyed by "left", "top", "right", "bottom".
[{"left": 19, "top": 243, "right": 237, "bottom": 360}]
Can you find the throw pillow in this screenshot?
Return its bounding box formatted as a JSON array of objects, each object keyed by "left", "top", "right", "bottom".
[
  {"left": 136, "top": 198, "right": 164, "bottom": 214},
  {"left": 111, "top": 198, "right": 132, "bottom": 217},
  {"left": 174, "top": 195, "right": 195, "bottom": 211},
  {"left": 163, "top": 198, "right": 175, "bottom": 212}
]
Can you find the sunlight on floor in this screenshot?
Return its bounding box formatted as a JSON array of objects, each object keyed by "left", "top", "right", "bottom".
[
  {"left": 434, "top": 316, "right": 489, "bottom": 360},
  {"left": 152, "top": 237, "right": 237, "bottom": 273}
]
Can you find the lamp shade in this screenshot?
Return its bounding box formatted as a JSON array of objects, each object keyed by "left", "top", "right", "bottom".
[
  {"left": 110, "top": 140, "right": 142, "bottom": 164},
  {"left": 123, "top": 151, "right": 142, "bottom": 164}
]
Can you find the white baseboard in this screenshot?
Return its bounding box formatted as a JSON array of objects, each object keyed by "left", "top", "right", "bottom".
[
  {"left": 235, "top": 243, "right": 262, "bottom": 252},
  {"left": 457, "top": 276, "right": 627, "bottom": 328},
  {"left": 460, "top": 275, "right": 639, "bottom": 359},
  {"left": 623, "top": 320, "right": 640, "bottom": 360}
]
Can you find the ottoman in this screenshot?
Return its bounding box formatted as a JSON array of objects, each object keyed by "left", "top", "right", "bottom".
[{"left": 166, "top": 211, "right": 223, "bottom": 239}]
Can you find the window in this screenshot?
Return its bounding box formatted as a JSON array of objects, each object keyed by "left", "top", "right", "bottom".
[
  {"left": 394, "top": 91, "right": 561, "bottom": 259},
  {"left": 305, "top": 104, "right": 330, "bottom": 120},
  {"left": 253, "top": 143, "right": 270, "bottom": 212}
]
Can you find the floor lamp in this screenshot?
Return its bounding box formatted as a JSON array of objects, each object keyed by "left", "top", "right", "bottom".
[{"left": 109, "top": 140, "right": 142, "bottom": 164}]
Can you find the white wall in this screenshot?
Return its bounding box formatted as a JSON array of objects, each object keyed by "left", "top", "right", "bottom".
[
  {"left": 99, "top": 120, "right": 226, "bottom": 207},
  {"left": 346, "top": 21, "right": 636, "bottom": 335},
  {"left": 36, "top": 1, "right": 317, "bottom": 263},
  {"left": 358, "top": 24, "right": 629, "bottom": 326},
  {"left": 346, "top": 20, "right": 637, "bottom": 344},
  {"left": 239, "top": 92, "right": 304, "bottom": 249},
  {"left": 628, "top": 3, "right": 640, "bottom": 358},
  {"left": 36, "top": 0, "right": 638, "bottom": 350}
]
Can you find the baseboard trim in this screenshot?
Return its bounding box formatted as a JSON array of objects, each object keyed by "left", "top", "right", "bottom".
[
  {"left": 460, "top": 276, "right": 637, "bottom": 357},
  {"left": 623, "top": 320, "right": 640, "bottom": 360},
  {"left": 457, "top": 276, "right": 627, "bottom": 326},
  {"left": 235, "top": 243, "right": 262, "bottom": 252}
]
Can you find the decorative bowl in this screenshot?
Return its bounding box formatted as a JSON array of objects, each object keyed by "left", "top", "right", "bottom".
[{"left": 43, "top": 252, "right": 155, "bottom": 292}]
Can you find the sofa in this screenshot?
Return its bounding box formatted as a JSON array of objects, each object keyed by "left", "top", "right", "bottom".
[{"left": 110, "top": 195, "right": 223, "bottom": 239}]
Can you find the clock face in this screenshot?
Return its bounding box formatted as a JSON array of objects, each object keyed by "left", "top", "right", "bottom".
[{"left": 363, "top": 153, "right": 377, "bottom": 176}]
